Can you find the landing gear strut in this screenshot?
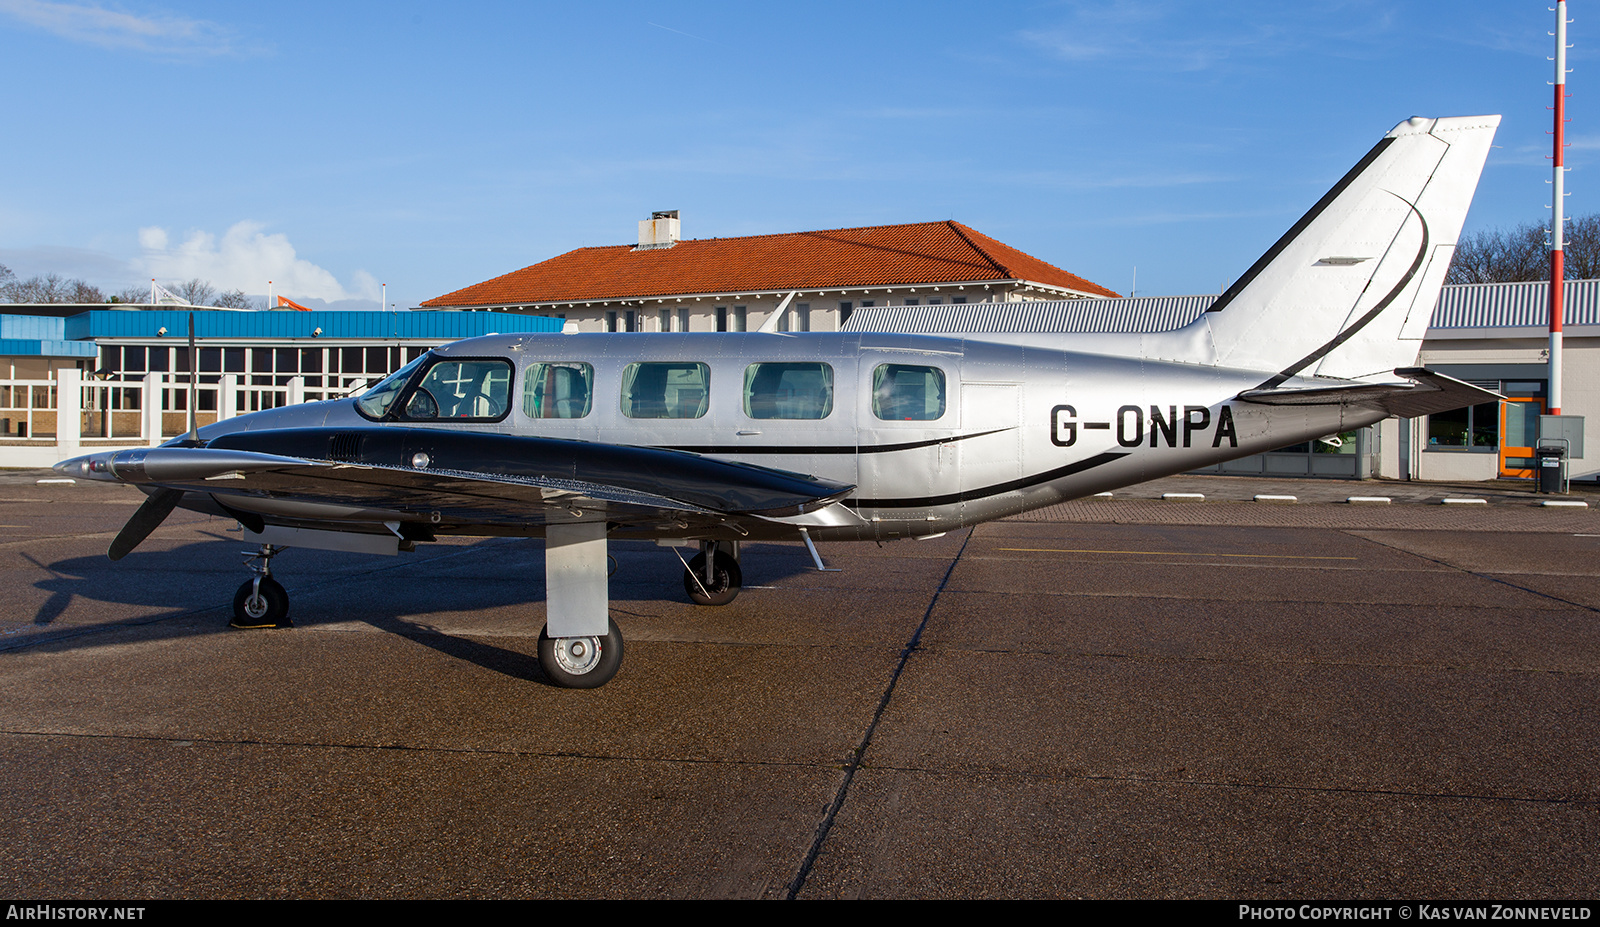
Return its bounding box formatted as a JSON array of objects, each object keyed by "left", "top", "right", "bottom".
[
  {"left": 683, "top": 541, "right": 742, "bottom": 606},
  {"left": 232, "top": 543, "right": 291, "bottom": 628},
  {"left": 541, "top": 522, "right": 624, "bottom": 688}
]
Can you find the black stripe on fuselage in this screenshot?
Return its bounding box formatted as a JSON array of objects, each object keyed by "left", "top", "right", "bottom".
[
  {"left": 657, "top": 426, "right": 1014, "bottom": 456},
  {"left": 1254, "top": 194, "right": 1430, "bottom": 391},
  {"left": 1205, "top": 136, "right": 1397, "bottom": 316},
  {"left": 849, "top": 451, "right": 1129, "bottom": 509}
]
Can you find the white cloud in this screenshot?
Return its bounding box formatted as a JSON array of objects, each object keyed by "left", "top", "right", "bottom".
[
  {"left": 137, "top": 221, "right": 378, "bottom": 303},
  {"left": 0, "top": 0, "right": 247, "bottom": 56}
]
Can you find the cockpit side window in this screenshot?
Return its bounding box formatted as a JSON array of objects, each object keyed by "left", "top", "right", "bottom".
[
  {"left": 871, "top": 363, "right": 946, "bottom": 421},
  {"left": 400, "top": 357, "right": 513, "bottom": 421},
  {"left": 621, "top": 362, "right": 709, "bottom": 419},
  {"left": 355, "top": 352, "right": 429, "bottom": 419},
  {"left": 523, "top": 362, "right": 594, "bottom": 419},
  {"left": 744, "top": 362, "right": 833, "bottom": 419}
]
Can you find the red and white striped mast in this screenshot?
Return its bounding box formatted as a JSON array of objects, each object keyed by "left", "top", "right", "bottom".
[{"left": 1551, "top": 1, "right": 1572, "bottom": 414}]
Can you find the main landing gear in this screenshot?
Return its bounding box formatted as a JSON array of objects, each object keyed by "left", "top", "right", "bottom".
[
  {"left": 540, "top": 522, "right": 625, "bottom": 689},
  {"left": 682, "top": 541, "right": 742, "bottom": 606},
  {"left": 232, "top": 543, "right": 292, "bottom": 629},
  {"left": 224, "top": 525, "right": 628, "bottom": 689},
  {"left": 538, "top": 618, "right": 624, "bottom": 689}
]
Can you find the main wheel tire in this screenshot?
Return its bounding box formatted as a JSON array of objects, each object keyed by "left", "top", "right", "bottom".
[
  {"left": 683, "top": 551, "right": 742, "bottom": 606},
  {"left": 232, "top": 577, "right": 291, "bottom": 628},
  {"left": 538, "top": 618, "right": 624, "bottom": 689}
]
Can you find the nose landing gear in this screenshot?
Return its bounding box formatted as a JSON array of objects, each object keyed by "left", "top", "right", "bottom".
[{"left": 232, "top": 543, "right": 292, "bottom": 629}]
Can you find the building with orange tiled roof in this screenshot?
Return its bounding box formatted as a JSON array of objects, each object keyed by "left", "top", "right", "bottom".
[{"left": 421, "top": 212, "right": 1119, "bottom": 333}]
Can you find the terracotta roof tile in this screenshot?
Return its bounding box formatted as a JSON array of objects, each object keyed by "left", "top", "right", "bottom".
[{"left": 422, "top": 220, "right": 1118, "bottom": 307}]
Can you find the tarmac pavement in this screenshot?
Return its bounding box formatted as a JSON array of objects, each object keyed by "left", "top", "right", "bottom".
[{"left": 0, "top": 470, "right": 1596, "bottom": 899}]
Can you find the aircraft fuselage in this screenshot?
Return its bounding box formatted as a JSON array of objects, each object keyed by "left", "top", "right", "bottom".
[{"left": 194, "top": 331, "right": 1380, "bottom": 543}]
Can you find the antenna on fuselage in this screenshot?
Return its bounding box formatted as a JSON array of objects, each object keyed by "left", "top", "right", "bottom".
[{"left": 758, "top": 291, "right": 797, "bottom": 333}]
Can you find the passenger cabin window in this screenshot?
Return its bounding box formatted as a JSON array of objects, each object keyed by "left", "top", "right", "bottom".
[
  {"left": 621, "top": 362, "right": 710, "bottom": 419},
  {"left": 744, "top": 362, "right": 833, "bottom": 420},
  {"left": 523, "top": 362, "right": 593, "bottom": 419},
  {"left": 401, "top": 358, "right": 512, "bottom": 420},
  {"left": 872, "top": 364, "right": 946, "bottom": 421}
]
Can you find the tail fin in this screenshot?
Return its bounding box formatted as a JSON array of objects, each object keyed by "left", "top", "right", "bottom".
[{"left": 1158, "top": 115, "right": 1499, "bottom": 382}]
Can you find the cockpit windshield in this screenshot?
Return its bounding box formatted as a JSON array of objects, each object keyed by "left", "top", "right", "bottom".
[{"left": 355, "top": 352, "right": 429, "bottom": 419}]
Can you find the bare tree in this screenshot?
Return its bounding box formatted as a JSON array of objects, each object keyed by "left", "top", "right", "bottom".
[
  {"left": 1447, "top": 214, "right": 1600, "bottom": 284},
  {"left": 1447, "top": 223, "right": 1547, "bottom": 284},
  {"left": 1563, "top": 214, "right": 1600, "bottom": 280},
  {"left": 70, "top": 280, "right": 105, "bottom": 303},
  {"left": 168, "top": 278, "right": 216, "bottom": 306},
  {"left": 3, "top": 272, "right": 73, "bottom": 303},
  {"left": 213, "top": 289, "right": 258, "bottom": 310},
  {"left": 112, "top": 286, "right": 149, "bottom": 304}
]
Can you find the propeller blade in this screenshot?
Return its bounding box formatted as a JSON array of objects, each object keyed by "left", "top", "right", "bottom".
[{"left": 108, "top": 488, "right": 183, "bottom": 561}]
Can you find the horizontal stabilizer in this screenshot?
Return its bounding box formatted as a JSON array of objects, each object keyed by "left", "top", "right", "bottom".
[{"left": 1235, "top": 367, "right": 1504, "bottom": 419}]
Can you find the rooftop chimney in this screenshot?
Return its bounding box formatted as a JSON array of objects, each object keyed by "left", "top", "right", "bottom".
[{"left": 637, "top": 210, "right": 680, "bottom": 250}]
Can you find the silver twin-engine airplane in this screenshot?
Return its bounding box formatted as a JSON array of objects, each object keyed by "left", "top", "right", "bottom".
[{"left": 60, "top": 115, "right": 1503, "bottom": 688}]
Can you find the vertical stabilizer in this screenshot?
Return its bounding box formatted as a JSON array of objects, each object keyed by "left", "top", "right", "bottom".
[{"left": 1156, "top": 115, "right": 1499, "bottom": 382}]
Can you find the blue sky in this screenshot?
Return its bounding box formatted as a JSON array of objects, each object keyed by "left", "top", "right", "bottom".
[{"left": 0, "top": 1, "right": 1588, "bottom": 309}]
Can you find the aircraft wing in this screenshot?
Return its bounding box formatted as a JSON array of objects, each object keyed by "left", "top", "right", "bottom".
[
  {"left": 59, "top": 426, "right": 858, "bottom": 538},
  {"left": 1233, "top": 367, "right": 1505, "bottom": 418}
]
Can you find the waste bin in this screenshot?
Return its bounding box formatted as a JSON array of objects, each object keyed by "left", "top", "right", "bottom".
[{"left": 1538, "top": 445, "right": 1567, "bottom": 494}]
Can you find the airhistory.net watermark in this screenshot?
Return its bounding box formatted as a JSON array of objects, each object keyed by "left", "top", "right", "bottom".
[{"left": 5, "top": 908, "right": 145, "bottom": 921}]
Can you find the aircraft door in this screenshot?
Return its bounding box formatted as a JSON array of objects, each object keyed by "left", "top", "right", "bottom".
[
  {"left": 729, "top": 357, "right": 858, "bottom": 490},
  {"left": 957, "top": 383, "right": 1022, "bottom": 519},
  {"left": 856, "top": 361, "right": 958, "bottom": 526}
]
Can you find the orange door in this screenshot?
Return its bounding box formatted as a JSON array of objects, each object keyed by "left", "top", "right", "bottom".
[{"left": 1500, "top": 398, "right": 1545, "bottom": 478}]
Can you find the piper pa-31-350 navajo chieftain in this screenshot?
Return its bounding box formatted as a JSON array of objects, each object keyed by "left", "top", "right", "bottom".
[{"left": 60, "top": 115, "right": 1502, "bottom": 688}]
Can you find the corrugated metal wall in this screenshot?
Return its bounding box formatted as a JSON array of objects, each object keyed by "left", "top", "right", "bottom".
[
  {"left": 63, "top": 310, "right": 564, "bottom": 342},
  {"left": 1431, "top": 279, "right": 1600, "bottom": 328},
  {"left": 0, "top": 315, "right": 67, "bottom": 340},
  {"left": 844, "top": 295, "right": 1216, "bottom": 334},
  {"left": 842, "top": 281, "right": 1600, "bottom": 335}
]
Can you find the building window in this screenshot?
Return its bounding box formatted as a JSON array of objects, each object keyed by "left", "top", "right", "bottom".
[
  {"left": 658, "top": 309, "right": 671, "bottom": 332},
  {"left": 678, "top": 308, "right": 690, "bottom": 332},
  {"left": 953, "top": 296, "right": 966, "bottom": 304},
  {"left": 795, "top": 303, "right": 810, "bottom": 332},
  {"left": 928, "top": 297, "right": 942, "bottom": 305},
  {"left": 605, "top": 311, "right": 618, "bottom": 333},
  {"left": 716, "top": 306, "right": 728, "bottom": 331},
  {"left": 839, "top": 301, "right": 853, "bottom": 325},
  {"left": 903, "top": 297, "right": 919, "bottom": 306},
  {"left": 860, "top": 300, "right": 875, "bottom": 308},
  {"left": 733, "top": 306, "right": 747, "bottom": 332},
  {"left": 1428, "top": 401, "right": 1499, "bottom": 451}
]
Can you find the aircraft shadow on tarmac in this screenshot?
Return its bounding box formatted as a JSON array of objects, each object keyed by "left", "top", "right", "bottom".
[{"left": 21, "top": 535, "right": 822, "bottom": 684}]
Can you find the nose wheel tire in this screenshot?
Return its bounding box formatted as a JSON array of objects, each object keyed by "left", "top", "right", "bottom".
[
  {"left": 538, "top": 618, "right": 624, "bottom": 689},
  {"left": 683, "top": 551, "right": 742, "bottom": 606},
  {"left": 232, "top": 577, "right": 291, "bottom": 629}
]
